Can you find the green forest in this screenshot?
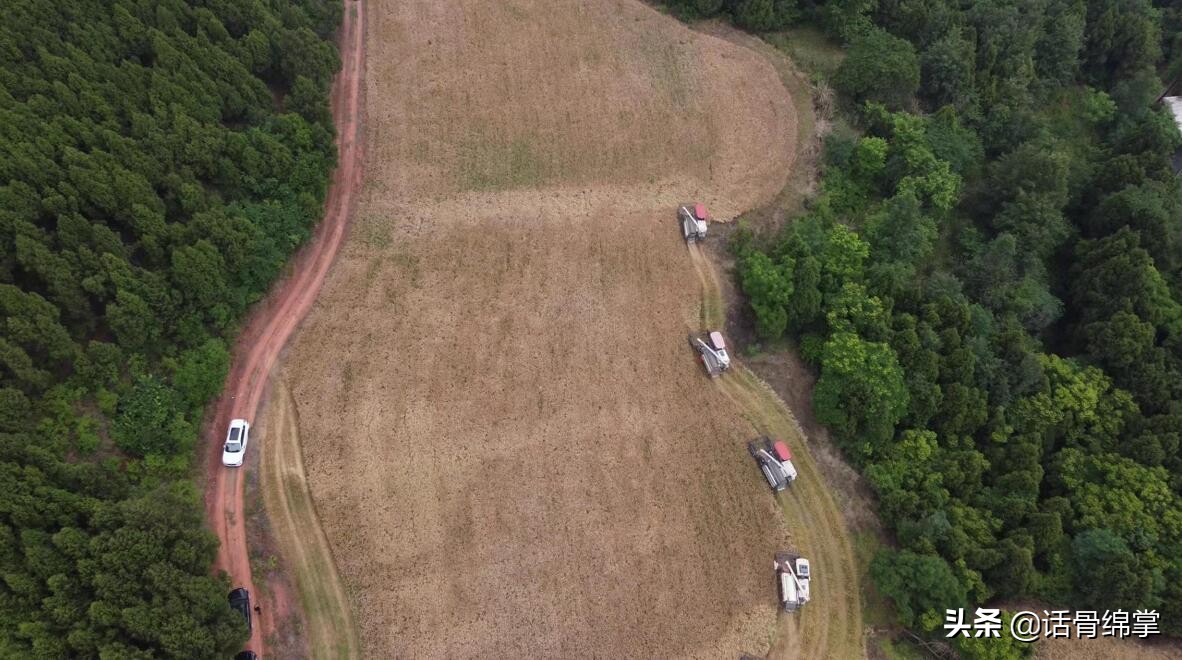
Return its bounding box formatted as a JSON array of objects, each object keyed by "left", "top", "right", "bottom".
[
  {"left": 669, "top": 0, "right": 1182, "bottom": 653},
  {"left": 0, "top": 0, "right": 340, "bottom": 656}
]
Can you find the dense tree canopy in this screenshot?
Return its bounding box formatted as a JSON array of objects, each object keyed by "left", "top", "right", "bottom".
[
  {"left": 0, "top": 0, "right": 340, "bottom": 656},
  {"left": 720, "top": 0, "right": 1182, "bottom": 650},
  {"left": 833, "top": 28, "right": 920, "bottom": 110}
]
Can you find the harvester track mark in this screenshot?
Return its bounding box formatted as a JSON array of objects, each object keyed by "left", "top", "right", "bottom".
[
  {"left": 684, "top": 225, "right": 864, "bottom": 659},
  {"left": 260, "top": 380, "right": 362, "bottom": 659}
]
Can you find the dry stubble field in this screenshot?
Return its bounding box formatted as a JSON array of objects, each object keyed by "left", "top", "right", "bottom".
[{"left": 276, "top": 0, "right": 856, "bottom": 656}]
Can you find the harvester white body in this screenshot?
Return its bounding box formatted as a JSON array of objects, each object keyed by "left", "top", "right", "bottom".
[
  {"left": 689, "top": 331, "right": 731, "bottom": 377},
  {"left": 678, "top": 203, "right": 709, "bottom": 243},
  {"left": 775, "top": 552, "right": 812, "bottom": 611}
]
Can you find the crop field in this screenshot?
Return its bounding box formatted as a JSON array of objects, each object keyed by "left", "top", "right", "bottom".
[{"left": 270, "top": 0, "right": 861, "bottom": 656}]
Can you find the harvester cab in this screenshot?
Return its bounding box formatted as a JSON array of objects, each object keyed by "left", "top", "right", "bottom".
[
  {"left": 689, "top": 330, "right": 731, "bottom": 377},
  {"left": 678, "top": 203, "right": 709, "bottom": 243},
  {"left": 795, "top": 557, "right": 812, "bottom": 602}
]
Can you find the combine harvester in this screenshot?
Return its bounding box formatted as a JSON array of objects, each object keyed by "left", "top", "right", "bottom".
[
  {"left": 689, "top": 330, "right": 731, "bottom": 377},
  {"left": 775, "top": 551, "right": 812, "bottom": 612},
  {"left": 678, "top": 203, "right": 709, "bottom": 243},
  {"left": 747, "top": 436, "right": 798, "bottom": 491}
]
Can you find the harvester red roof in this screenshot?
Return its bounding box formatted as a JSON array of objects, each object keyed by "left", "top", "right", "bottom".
[
  {"left": 772, "top": 440, "right": 791, "bottom": 462},
  {"left": 694, "top": 203, "right": 707, "bottom": 220}
]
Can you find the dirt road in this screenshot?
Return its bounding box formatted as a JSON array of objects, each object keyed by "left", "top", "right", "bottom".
[{"left": 201, "top": 1, "right": 366, "bottom": 656}]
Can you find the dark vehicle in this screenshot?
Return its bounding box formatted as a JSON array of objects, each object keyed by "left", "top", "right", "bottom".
[
  {"left": 228, "top": 587, "right": 251, "bottom": 634},
  {"left": 234, "top": 652, "right": 258, "bottom": 660}
]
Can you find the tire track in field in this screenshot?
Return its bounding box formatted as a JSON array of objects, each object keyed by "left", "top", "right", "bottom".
[
  {"left": 260, "top": 380, "right": 361, "bottom": 659},
  {"left": 687, "top": 242, "right": 865, "bottom": 659}
]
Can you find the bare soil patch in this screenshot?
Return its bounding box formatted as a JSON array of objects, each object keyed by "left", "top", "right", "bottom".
[{"left": 275, "top": 0, "right": 848, "bottom": 657}]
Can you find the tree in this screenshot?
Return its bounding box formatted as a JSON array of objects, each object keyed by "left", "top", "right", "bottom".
[
  {"left": 287, "top": 75, "right": 331, "bottom": 126},
  {"left": 740, "top": 251, "right": 794, "bottom": 339},
  {"left": 1070, "top": 228, "right": 1179, "bottom": 329},
  {"left": 85, "top": 485, "right": 248, "bottom": 656},
  {"left": 1083, "top": 310, "right": 1156, "bottom": 376},
  {"left": 169, "top": 338, "right": 230, "bottom": 410},
  {"left": 866, "top": 429, "right": 950, "bottom": 522},
  {"left": 1081, "top": 0, "right": 1162, "bottom": 86},
  {"left": 731, "top": 0, "right": 775, "bottom": 31},
  {"left": 989, "top": 192, "right": 1071, "bottom": 262},
  {"left": 1034, "top": 0, "right": 1086, "bottom": 86},
  {"left": 870, "top": 548, "right": 967, "bottom": 630},
  {"left": 875, "top": 0, "right": 956, "bottom": 49},
  {"left": 787, "top": 256, "right": 823, "bottom": 331},
  {"left": 170, "top": 240, "right": 229, "bottom": 319},
  {"left": 962, "top": 234, "right": 1063, "bottom": 332},
  {"left": 1070, "top": 528, "right": 1157, "bottom": 611},
  {"left": 113, "top": 377, "right": 193, "bottom": 458},
  {"left": 924, "top": 107, "right": 984, "bottom": 178},
  {"left": 868, "top": 105, "right": 962, "bottom": 210},
  {"left": 825, "top": 282, "right": 891, "bottom": 341},
  {"left": 1053, "top": 448, "right": 1180, "bottom": 557},
  {"left": 0, "top": 388, "right": 31, "bottom": 432},
  {"left": 0, "top": 285, "right": 76, "bottom": 392},
  {"left": 1011, "top": 354, "right": 1135, "bottom": 453},
  {"left": 1087, "top": 182, "right": 1180, "bottom": 279},
  {"left": 106, "top": 290, "right": 162, "bottom": 354},
  {"left": 833, "top": 28, "right": 919, "bottom": 110},
  {"left": 821, "top": 224, "right": 870, "bottom": 295},
  {"left": 818, "top": 0, "right": 877, "bottom": 41},
  {"left": 865, "top": 189, "right": 937, "bottom": 267},
  {"left": 978, "top": 142, "right": 1071, "bottom": 216},
  {"left": 814, "top": 331, "right": 909, "bottom": 455},
  {"left": 850, "top": 136, "right": 888, "bottom": 183},
  {"left": 920, "top": 28, "right": 975, "bottom": 111},
  {"left": 952, "top": 611, "right": 1034, "bottom": 659}
]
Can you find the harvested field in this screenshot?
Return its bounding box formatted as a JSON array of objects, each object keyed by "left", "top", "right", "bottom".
[
  {"left": 1036, "top": 635, "right": 1182, "bottom": 659},
  {"left": 292, "top": 211, "right": 792, "bottom": 657},
  {"left": 259, "top": 380, "right": 361, "bottom": 659},
  {"left": 275, "top": 0, "right": 861, "bottom": 656},
  {"left": 360, "top": 0, "right": 795, "bottom": 216}
]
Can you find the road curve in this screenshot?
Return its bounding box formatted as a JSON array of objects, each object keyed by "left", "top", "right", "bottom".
[{"left": 202, "top": 1, "right": 365, "bottom": 656}]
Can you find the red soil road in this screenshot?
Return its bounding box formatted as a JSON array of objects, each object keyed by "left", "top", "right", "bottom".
[{"left": 201, "top": 1, "right": 365, "bottom": 656}]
